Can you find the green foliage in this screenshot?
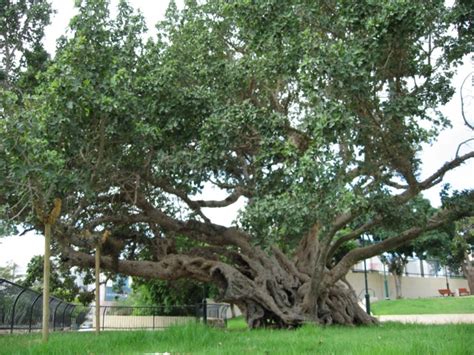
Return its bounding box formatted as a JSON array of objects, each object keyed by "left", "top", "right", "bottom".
[
  {"left": 125, "top": 278, "right": 215, "bottom": 309},
  {"left": 0, "top": 0, "right": 54, "bottom": 229},
  {"left": 20, "top": 255, "right": 90, "bottom": 303},
  {"left": 367, "top": 197, "right": 457, "bottom": 282},
  {"left": 0, "top": 260, "right": 19, "bottom": 281},
  {"left": 431, "top": 217, "right": 474, "bottom": 272},
  {"left": 0, "top": 0, "right": 52, "bottom": 83}
]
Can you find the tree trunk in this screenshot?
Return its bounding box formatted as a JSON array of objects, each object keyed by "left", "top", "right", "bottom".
[
  {"left": 461, "top": 261, "right": 474, "bottom": 295},
  {"left": 393, "top": 273, "right": 403, "bottom": 299},
  {"left": 208, "top": 249, "right": 377, "bottom": 328},
  {"left": 225, "top": 279, "right": 376, "bottom": 328}
]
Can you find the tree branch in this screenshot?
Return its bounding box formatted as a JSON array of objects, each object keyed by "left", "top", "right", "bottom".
[
  {"left": 134, "top": 192, "right": 253, "bottom": 252},
  {"left": 327, "top": 216, "right": 383, "bottom": 260},
  {"left": 63, "top": 247, "right": 216, "bottom": 282},
  {"left": 326, "top": 193, "right": 474, "bottom": 285},
  {"left": 419, "top": 151, "right": 474, "bottom": 190}
]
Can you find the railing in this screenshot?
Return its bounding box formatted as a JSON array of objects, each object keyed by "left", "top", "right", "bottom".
[
  {"left": 351, "top": 268, "right": 465, "bottom": 279},
  {"left": 0, "top": 278, "right": 230, "bottom": 333},
  {"left": 0, "top": 278, "right": 87, "bottom": 333},
  {"left": 79, "top": 303, "right": 229, "bottom": 331}
]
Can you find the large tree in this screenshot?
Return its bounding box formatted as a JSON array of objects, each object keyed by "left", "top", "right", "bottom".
[{"left": 1, "top": 0, "right": 474, "bottom": 328}]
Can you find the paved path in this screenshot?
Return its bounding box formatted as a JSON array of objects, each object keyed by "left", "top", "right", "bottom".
[{"left": 376, "top": 314, "right": 474, "bottom": 324}]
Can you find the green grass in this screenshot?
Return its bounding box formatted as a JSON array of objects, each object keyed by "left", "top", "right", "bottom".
[
  {"left": 371, "top": 296, "right": 474, "bottom": 315},
  {"left": 1, "top": 320, "right": 473, "bottom": 354}
]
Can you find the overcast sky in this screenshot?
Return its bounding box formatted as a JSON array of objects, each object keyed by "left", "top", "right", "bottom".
[{"left": 1, "top": 0, "right": 472, "bottom": 274}]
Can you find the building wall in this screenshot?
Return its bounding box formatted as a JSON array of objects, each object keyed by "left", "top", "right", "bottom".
[{"left": 346, "top": 271, "right": 469, "bottom": 301}]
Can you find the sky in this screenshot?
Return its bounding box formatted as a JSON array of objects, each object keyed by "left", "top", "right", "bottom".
[{"left": 0, "top": 0, "right": 472, "bottom": 275}]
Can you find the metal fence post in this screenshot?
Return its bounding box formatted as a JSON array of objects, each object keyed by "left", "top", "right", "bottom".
[
  {"left": 10, "top": 288, "right": 27, "bottom": 333},
  {"left": 29, "top": 293, "right": 43, "bottom": 333}
]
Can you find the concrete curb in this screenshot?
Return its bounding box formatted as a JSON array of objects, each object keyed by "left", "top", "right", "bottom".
[{"left": 376, "top": 314, "right": 474, "bottom": 324}]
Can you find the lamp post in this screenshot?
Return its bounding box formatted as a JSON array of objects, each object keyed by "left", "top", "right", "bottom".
[
  {"left": 362, "top": 235, "right": 371, "bottom": 314},
  {"left": 383, "top": 261, "right": 390, "bottom": 300},
  {"left": 363, "top": 256, "right": 371, "bottom": 314}
]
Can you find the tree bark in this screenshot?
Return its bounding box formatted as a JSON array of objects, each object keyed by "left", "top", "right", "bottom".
[
  {"left": 461, "top": 261, "right": 474, "bottom": 295},
  {"left": 63, "top": 245, "right": 377, "bottom": 328},
  {"left": 393, "top": 273, "right": 403, "bottom": 299}
]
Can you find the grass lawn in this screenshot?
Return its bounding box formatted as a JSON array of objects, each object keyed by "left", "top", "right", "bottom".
[
  {"left": 1, "top": 320, "right": 473, "bottom": 354},
  {"left": 371, "top": 296, "right": 474, "bottom": 315}
]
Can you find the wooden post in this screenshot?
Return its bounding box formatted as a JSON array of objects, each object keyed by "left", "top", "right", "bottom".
[
  {"left": 95, "top": 245, "right": 101, "bottom": 335},
  {"left": 42, "top": 223, "right": 51, "bottom": 343},
  {"left": 94, "top": 230, "right": 109, "bottom": 335},
  {"left": 39, "top": 198, "right": 61, "bottom": 343}
]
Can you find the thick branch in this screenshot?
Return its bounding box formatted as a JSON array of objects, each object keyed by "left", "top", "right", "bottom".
[
  {"left": 311, "top": 151, "right": 474, "bottom": 254},
  {"left": 86, "top": 213, "right": 154, "bottom": 230},
  {"left": 144, "top": 176, "right": 246, "bottom": 223},
  {"left": 64, "top": 248, "right": 216, "bottom": 282},
  {"left": 327, "top": 216, "right": 383, "bottom": 260},
  {"left": 135, "top": 192, "right": 253, "bottom": 252},
  {"left": 327, "top": 195, "right": 474, "bottom": 285},
  {"left": 194, "top": 188, "right": 245, "bottom": 208}
]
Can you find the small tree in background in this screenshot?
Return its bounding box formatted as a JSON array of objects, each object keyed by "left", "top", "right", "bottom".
[
  {"left": 21, "top": 255, "right": 94, "bottom": 304},
  {"left": 425, "top": 217, "right": 474, "bottom": 294},
  {"left": 0, "top": 261, "right": 19, "bottom": 282}
]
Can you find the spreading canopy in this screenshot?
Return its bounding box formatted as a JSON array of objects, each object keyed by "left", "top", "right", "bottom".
[{"left": 1, "top": 0, "right": 473, "bottom": 327}]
